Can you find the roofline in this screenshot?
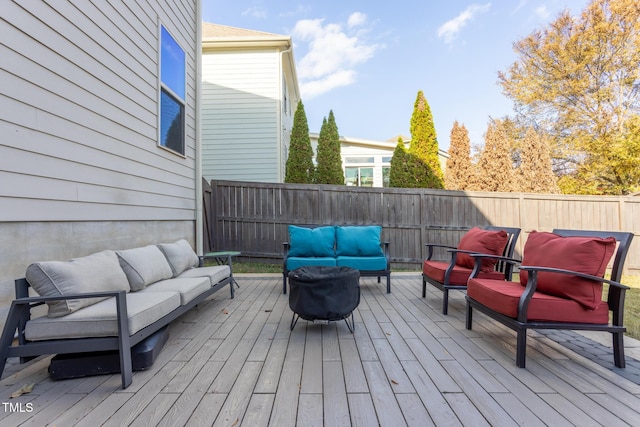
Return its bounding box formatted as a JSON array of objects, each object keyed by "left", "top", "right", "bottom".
[
  {"left": 309, "top": 133, "right": 450, "bottom": 157},
  {"left": 202, "top": 37, "right": 291, "bottom": 50}
]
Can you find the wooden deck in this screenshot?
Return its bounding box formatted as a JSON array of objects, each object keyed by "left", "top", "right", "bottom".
[{"left": 2, "top": 274, "right": 640, "bottom": 426}]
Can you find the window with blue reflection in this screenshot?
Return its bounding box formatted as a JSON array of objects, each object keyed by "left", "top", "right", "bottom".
[{"left": 159, "top": 25, "right": 185, "bottom": 155}]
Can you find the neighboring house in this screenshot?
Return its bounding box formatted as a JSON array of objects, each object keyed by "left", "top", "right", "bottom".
[
  {"left": 310, "top": 134, "right": 450, "bottom": 187},
  {"left": 0, "top": 1, "right": 202, "bottom": 327},
  {"left": 201, "top": 23, "right": 300, "bottom": 183}
]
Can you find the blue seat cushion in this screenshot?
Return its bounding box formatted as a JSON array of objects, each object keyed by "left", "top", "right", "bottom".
[
  {"left": 287, "top": 257, "right": 337, "bottom": 271},
  {"left": 336, "top": 256, "right": 387, "bottom": 271},
  {"left": 288, "top": 226, "right": 336, "bottom": 257},
  {"left": 336, "top": 226, "right": 384, "bottom": 257}
]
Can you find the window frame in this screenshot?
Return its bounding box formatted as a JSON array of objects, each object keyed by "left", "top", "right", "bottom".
[{"left": 158, "top": 24, "right": 186, "bottom": 157}]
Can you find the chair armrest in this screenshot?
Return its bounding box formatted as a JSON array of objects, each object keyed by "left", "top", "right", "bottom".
[
  {"left": 424, "top": 243, "right": 456, "bottom": 260},
  {"left": 517, "top": 266, "right": 628, "bottom": 323},
  {"left": 468, "top": 253, "right": 521, "bottom": 278},
  {"left": 519, "top": 265, "right": 629, "bottom": 290}
]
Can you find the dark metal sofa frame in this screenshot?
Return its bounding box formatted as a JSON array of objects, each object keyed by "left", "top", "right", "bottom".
[
  {"left": 465, "top": 229, "right": 634, "bottom": 368},
  {"left": 422, "top": 225, "right": 521, "bottom": 315},
  {"left": 282, "top": 224, "right": 391, "bottom": 294},
  {"left": 0, "top": 259, "right": 233, "bottom": 389}
]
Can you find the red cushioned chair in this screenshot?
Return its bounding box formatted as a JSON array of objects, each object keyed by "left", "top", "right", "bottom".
[
  {"left": 422, "top": 226, "right": 521, "bottom": 314},
  {"left": 465, "top": 229, "right": 634, "bottom": 368}
]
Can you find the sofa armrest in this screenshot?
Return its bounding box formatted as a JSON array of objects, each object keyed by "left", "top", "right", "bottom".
[
  {"left": 382, "top": 241, "right": 390, "bottom": 268},
  {"left": 13, "top": 290, "right": 128, "bottom": 306}
]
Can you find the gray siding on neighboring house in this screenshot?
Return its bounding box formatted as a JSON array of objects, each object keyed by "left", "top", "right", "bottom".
[
  {"left": 201, "top": 49, "right": 280, "bottom": 182},
  {"left": 0, "top": 1, "right": 200, "bottom": 327}
]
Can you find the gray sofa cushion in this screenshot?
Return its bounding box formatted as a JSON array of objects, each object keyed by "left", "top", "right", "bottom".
[
  {"left": 140, "top": 277, "right": 210, "bottom": 305},
  {"left": 157, "top": 239, "right": 199, "bottom": 277},
  {"left": 24, "top": 291, "right": 181, "bottom": 340},
  {"left": 117, "top": 245, "right": 173, "bottom": 291},
  {"left": 25, "top": 250, "right": 130, "bottom": 318},
  {"left": 177, "top": 265, "right": 230, "bottom": 287}
]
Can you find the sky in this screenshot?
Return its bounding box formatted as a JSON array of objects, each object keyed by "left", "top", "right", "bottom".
[{"left": 202, "top": 0, "right": 590, "bottom": 150}]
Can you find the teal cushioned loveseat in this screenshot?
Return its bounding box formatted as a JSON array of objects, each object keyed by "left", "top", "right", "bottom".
[{"left": 283, "top": 225, "right": 391, "bottom": 294}]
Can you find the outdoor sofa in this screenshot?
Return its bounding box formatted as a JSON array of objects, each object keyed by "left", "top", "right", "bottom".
[
  {"left": 0, "top": 239, "right": 233, "bottom": 389},
  {"left": 283, "top": 224, "right": 391, "bottom": 294}
]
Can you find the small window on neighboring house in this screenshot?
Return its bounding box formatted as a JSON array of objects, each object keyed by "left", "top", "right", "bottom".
[{"left": 159, "top": 25, "right": 186, "bottom": 155}]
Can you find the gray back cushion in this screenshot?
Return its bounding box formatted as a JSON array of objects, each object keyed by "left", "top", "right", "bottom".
[
  {"left": 157, "top": 239, "right": 200, "bottom": 277},
  {"left": 117, "top": 245, "right": 173, "bottom": 291},
  {"left": 25, "top": 250, "right": 130, "bottom": 318}
]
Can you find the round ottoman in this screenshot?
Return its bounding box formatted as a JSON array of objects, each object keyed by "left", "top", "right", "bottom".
[{"left": 288, "top": 266, "right": 360, "bottom": 332}]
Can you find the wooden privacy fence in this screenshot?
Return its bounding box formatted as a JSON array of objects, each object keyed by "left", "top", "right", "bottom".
[{"left": 204, "top": 180, "right": 640, "bottom": 273}]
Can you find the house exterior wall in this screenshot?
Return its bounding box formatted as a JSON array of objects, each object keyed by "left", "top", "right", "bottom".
[
  {"left": 309, "top": 134, "right": 450, "bottom": 188},
  {"left": 0, "top": 1, "right": 200, "bottom": 326},
  {"left": 201, "top": 49, "right": 282, "bottom": 182}
]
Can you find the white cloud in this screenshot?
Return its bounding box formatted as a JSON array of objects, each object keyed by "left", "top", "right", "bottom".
[
  {"left": 534, "top": 5, "right": 550, "bottom": 20},
  {"left": 348, "top": 12, "right": 367, "bottom": 29},
  {"left": 437, "top": 3, "right": 491, "bottom": 44},
  {"left": 293, "top": 13, "right": 382, "bottom": 99},
  {"left": 242, "top": 6, "right": 267, "bottom": 19}
]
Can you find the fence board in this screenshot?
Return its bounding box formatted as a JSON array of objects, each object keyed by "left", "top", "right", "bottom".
[{"left": 206, "top": 180, "right": 640, "bottom": 273}]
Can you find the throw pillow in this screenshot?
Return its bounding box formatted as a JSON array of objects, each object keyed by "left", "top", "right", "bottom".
[
  {"left": 336, "top": 226, "right": 384, "bottom": 257},
  {"left": 25, "top": 250, "right": 130, "bottom": 318},
  {"left": 519, "top": 231, "right": 616, "bottom": 309},
  {"left": 455, "top": 227, "right": 509, "bottom": 272},
  {"left": 158, "top": 239, "right": 200, "bottom": 277},
  {"left": 288, "top": 226, "right": 336, "bottom": 257}
]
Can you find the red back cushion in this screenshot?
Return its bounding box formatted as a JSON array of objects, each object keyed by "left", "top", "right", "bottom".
[
  {"left": 519, "top": 231, "right": 616, "bottom": 309},
  {"left": 455, "top": 227, "right": 509, "bottom": 273}
]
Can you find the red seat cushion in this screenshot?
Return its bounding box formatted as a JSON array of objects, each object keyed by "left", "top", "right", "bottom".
[
  {"left": 423, "top": 260, "right": 505, "bottom": 285},
  {"left": 467, "top": 278, "right": 609, "bottom": 323},
  {"left": 519, "top": 231, "right": 616, "bottom": 309},
  {"left": 455, "top": 227, "right": 509, "bottom": 273}
]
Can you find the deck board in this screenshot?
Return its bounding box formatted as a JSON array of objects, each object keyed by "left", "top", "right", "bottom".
[{"left": 1, "top": 274, "right": 640, "bottom": 426}]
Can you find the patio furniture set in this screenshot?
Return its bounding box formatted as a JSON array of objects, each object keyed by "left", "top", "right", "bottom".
[
  {"left": 0, "top": 224, "right": 634, "bottom": 389},
  {"left": 0, "top": 239, "right": 234, "bottom": 388}
]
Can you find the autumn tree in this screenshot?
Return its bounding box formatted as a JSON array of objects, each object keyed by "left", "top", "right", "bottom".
[
  {"left": 285, "top": 101, "right": 315, "bottom": 183},
  {"left": 445, "top": 121, "right": 474, "bottom": 190},
  {"left": 473, "top": 119, "right": 515, "bottom": 192},
  {"left": 498, "top": 0, "right": 640, "bottom": 194},
  {"left": 408, "top": 90, "right": 444, "bottom": 189},
  {"left": 516, "top": 127, "right": 559, "bottom": 193},
  {"left": 314, "top": 110, "right": 344, "bottom": 185}
]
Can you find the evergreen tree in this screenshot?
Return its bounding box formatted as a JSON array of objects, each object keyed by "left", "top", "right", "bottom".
[
  {"left": 315, "top": 110, "right": 344, "bottom": 185},
  {"left": 408, "top": 90, "right": 444, "bottom": 189},
  {"left": 389, "top": 138, "right": 411, "bottom": 187},
  {"left": 474, "top": 119, "right": 515, "bottom": 192},
  {"left": 285, "top": 101, "right": 315, "bottom": 183},
  {"left": 517, "top": 127, "right": 559, "bottom": 193},
  {"left": 445, "top": 121, "right": 474, "bottom": 190}
]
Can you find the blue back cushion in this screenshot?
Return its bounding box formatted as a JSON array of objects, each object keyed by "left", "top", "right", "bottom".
[
  {"left": 288, "top": 226, "right": 336, "bottom": 257},
  {"left": 336, "top": 226, "right": 384, "bottom": 256}
]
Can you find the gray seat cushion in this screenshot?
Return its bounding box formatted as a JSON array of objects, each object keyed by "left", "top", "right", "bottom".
[
  {"left": 24, "top": 291, "right": 180, "bottom": 341},
  {"left": 177, "top": 265, "right": 230, "bottom": 287},
  {"left": 140, "top": 277, "right": 210, "bottom": 305}
]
